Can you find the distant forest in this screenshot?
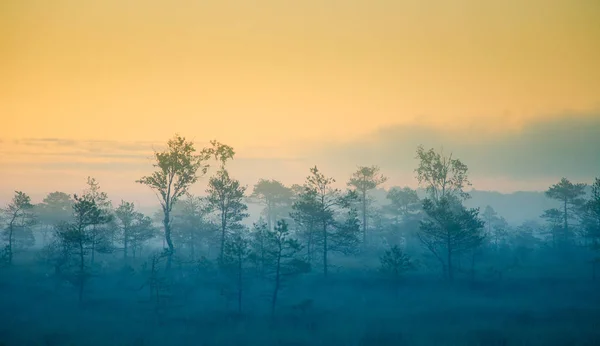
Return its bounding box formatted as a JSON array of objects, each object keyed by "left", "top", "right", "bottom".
[{"left": 1, "top": 134, "right": 599, "bottom": 346}]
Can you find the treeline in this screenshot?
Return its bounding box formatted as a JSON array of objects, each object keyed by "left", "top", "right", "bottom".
[{"left": 1, "top": 134, "right": 599, "bottom": 311}]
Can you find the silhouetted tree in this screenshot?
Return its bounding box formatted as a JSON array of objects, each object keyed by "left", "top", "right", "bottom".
[
  {"left": 293, "top": 166, "right": 359, "bottom": 276},
  {"left": 219, "top": 229, "right": 251, "bottom": 314},
  {"left": 82, "top": 177, "right": 114, "bottom": 264},
  {"left": 56, "top": 194, "right": 111, "bottom": 302},
  {"left": 582, "top": 178, "right": 600, "bottom": 279},
  {"left": 36, "top": 191, "right": 74, "bottom": 245},
  {"left": 347, "top": 166, "right": 387, "bottom": 245},
  {"left": 383, "top": 187, "right": 421, "bottom": 248},
  {"left": 380, "top": 245, "right": 415, "bottom": 294},
  {"left": 290, "top": 187, "right": 320, "bottom": 264},
  {"left": 206, "top": 168, "right": 249, "bottom": 262},
  {"left": 172, "top": 194, "right": 215, "bottom": 260},
  {"left": 115, "top": 201, "right": 157, "bottom": 260},
  {"left": 482, "top": 206, "right": 509, "bottom": 249},
  {"left": 414, "top": 146, "right": 484, "bottom": 281},
  {"left": 248, "top": 219, "right": 269, "bottom": 276},
  {"left": 261, "top": 220, "right": 310, "bottom": 315},
  {"left": 2, "top": 191, "right": 36, "bottom": 264},
  {"left": 249, "top": 179, "right": 294, "bottom": 231},
  {"left": 543, "top": 178, "right": 587, "bottom": 247},
  {"left": 136, "top": 134, "right": 233, "bottom": 268}
]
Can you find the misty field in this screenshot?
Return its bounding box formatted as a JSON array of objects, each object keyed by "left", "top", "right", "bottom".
[{"left": 1, "top": 250, "right": 599, "bottom": 346}]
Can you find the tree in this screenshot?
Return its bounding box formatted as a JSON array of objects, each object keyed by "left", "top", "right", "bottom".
[
  {"left": 380, "top": 245, "right": 415, "bottom": 294},
  {"left": 249, "top": 179, "right": 294, "bottom": 231},
  {"left": 36, "top": 191, "right": 74, "bottom": 245},
  {"left": 582, "top": 178, "right": 600, "bottom": 279},
  {"left": 219, "top": 229, "right": 251, "bottom": 314},
  {"left": 384, "top": 187, "right": 421, "bottom": 249},
  {"left": 347, "top": 166, "right": 387, "bottom": 245},
  {"left": 2, "top": 191, "right": 36, "bottom": 264},
  {"left": 583, "top": 178, "right": 600, "bottom": 246},
  {"left": 290, "top": 187, "right": 320, "bottom": 264},
  {"left": 261, "top": 220, "right": 310, "bottom": 315},
  {"left": 171, "top": 194, "right": 215, "bottom": 261},
  {"left": 206, "top": 168, "right": 249, "bottom": 262},
  {"left": 248, "top": 219, "right": 269, "bottom": 276},
  {"left": 414, "top": 146, "right": 484, "bottom": 281},
  {"left": 129, "top": 213, "right": 158, "bottom": 259},
  {"left": 136, "top": 134, "right": 233, "bottom": 267},
  {"left": 55, "top": 194, "right": 111, "bottom": 302},
  {"left": 544, "top": 178, "right": 587, "bottom": 246},
  {"left": 418, "top": 198, "right": 485, "bottom": 281},
  {"left": 115, "top": 201, "right": 157, "bottom": 259},
  {"left": 415, "top": 145, "right": 471, "bottom": 202},
  {"left": 293, "top": 166, "right": 359, "bottom": 276},
  {"left": 482, "top": 206, "right": 509, "bottom": 249},
  {"left": 82, "top": 177, "right": 114, "bottom": 263}
]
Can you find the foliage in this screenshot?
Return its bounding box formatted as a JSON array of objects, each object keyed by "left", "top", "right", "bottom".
[
  {"left": 136, "top": 134, "right": 233, "bottom": 259},
  {"left": 249, "top": 179, "right": 294, "bottom": 231},
  {"left": 347, "top": 166, "right": 387, "bottom": 244},
  {"left": 415, "top": 145, "right": 471, "bottom": 202},
  {"left": 2, "top": 191, "right": 36, "bottom": 264},
  {"left": 379, "top": 245, "right": 415, "bottom": 279},
  {"left": 206, "top": 168, "right": 249, "bottom": 261}
]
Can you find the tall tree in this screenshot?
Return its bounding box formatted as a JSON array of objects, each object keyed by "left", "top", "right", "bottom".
[
  {"left": 290, "top": 187, "right": 321, "bottom": 264},
  {"left": 2, "top": 191, "right": 36, "bottom": 264},
  {"left": 482, "top": 206, "right": 509, "bottom": 249},
  {"left": 82, "top": 177, "right": 114, "bottom": 263},
  {"left": 414, "top": 146, "right": 484, "bottom": 281},
  {"left": 171, "top": 194, "right": 215, "bottom": 261},
  {"left": 418, "top": 198, "right": 485, "bottom": 281},
  {"left": 219, "top": 229, "right": 251, "bottom": 314},
  {"left": 136, "top": 134, "right": 233, "bottom": 267},
  {"left": 347, "top": 166, "right": 387, "bottom": 245},
  {"left": 113, "top": 200, "right": 154, "bottom": 259},
  {"left": 261, "top": 219, "right": 310, "bottom": 315},
  {"left": 384, "top": 187, "right": 421, "bottom": 248},
  {"left": 249, "top": 179, "right": 294, "bottom": 231},
  {"left": 206, "top": 168, "right": 249, "bottom": 262},
  {"left": 294, "top": 166, "right": 359, "bottom": 276},
  {"left": 544, "top": 178, "right": 587, "bottom": 246},
  {"left": 56, "top": 194, "right": 111, "bottom": 302},
  {"left": 583, "top": 178, "right": 600, "bottom": 246},
  {"left": 582, "top": 178, "right": 600, "bottom": 279}
]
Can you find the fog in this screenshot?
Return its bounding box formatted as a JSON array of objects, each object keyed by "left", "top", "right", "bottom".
[{"left": 1, "top": 140, "right": 599, "bottom": 346}]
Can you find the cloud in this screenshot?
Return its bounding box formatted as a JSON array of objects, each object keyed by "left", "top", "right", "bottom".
[
  {"left": 305, "top": 112, "right": 600, "bottom": 183},
  {"left": 1, "top": 112, "right": 598, "bottom": 199}
]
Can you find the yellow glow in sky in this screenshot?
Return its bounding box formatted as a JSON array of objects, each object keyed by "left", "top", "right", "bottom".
[{"left": 1, "top": 0, "right": 599, "bottom": 199}]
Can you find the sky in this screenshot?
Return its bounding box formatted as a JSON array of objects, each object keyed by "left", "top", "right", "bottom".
[{"left": 1, "top": 0, "right": 599, "bottom": 206}]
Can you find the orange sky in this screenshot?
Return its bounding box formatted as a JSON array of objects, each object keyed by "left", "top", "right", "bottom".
[{"left": 1, "top": 0, "right": 599, "bottom": 203}]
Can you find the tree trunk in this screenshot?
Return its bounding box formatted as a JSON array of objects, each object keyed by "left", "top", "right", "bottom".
[
  {"left": 7, "top": 223, "right": 14, "bottom": 265},
  {"left": 164, "top": 210, "right": 174, "bottom": 270},
  {"left": 362, "top": 190, "right": 367, "bottom": 245},
  {"left": 123, "top": 228, "right": 129, "bottom": 259},
  {"left": 271, "top": 250, "right": 282, "bottom": 316},
  {"left": 563, "top": 199, "right": 569, "bottom": 244},
  {"left": 323, "top": 222, "right": 328, "bottom": 277},
  {"left": 237, "top": 254, "right": 243, "bottom": 314},
  {"left": 78, "top": 235, "right": 85, "bottom": 303}
]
